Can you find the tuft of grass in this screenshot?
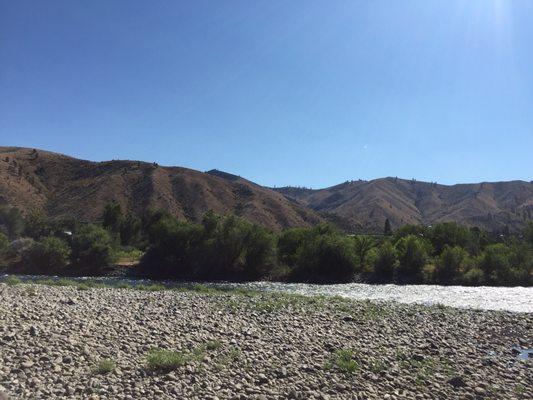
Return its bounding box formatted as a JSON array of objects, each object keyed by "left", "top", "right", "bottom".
[
  {"left": 325, "top": 349, "right": 360, "bottom": 373},
  {"left": 137, "top": 284, "right": 166, "bottom": 292},
  {"left": 146, "top": 349, "right": 191, "bottom": 372},
  {"left": 3, "top": 276, "right": 22, "bottom": 286},
  {"left": 116, "top": 282, "right": 133, "bottom": 289},
  {"left": 205, "top": 340, "right": 223, "bottom": 351},
  {"left": 92, "top": 358, "right": 116, "bottom": 375},
  {"left": 215, "top": 346, "right": 241, "bottom": 371}
]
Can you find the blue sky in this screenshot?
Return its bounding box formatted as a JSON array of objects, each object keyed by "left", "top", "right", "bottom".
[{"left": 1, "top": 1, "right": 532, "bottom": 188}]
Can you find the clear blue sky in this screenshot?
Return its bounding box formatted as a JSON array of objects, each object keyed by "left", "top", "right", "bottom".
[{"left": 1, "top": 1, "right": 532, "bottom": 188}]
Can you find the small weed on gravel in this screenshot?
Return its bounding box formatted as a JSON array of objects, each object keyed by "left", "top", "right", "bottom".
[
  {"left": 325, "top": 349, "right": 360, "bottom": 373},
  {"left": 92, "top": 358, "right": 116, "bottom": 375}
]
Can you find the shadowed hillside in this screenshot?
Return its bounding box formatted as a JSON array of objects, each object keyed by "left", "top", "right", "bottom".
[{"left": 0, "top": 147, "right": 322, "bottom": 230}]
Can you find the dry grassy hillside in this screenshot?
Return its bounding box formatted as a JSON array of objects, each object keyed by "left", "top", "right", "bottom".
[
  {"left": 0, "top": 147, "right": 322, "bottom": 230},
  {"left": 276, "top": 177, "right": 533, "bottom": 233},
  {"left": 2, "top": 146, "right": 531, "bottom": 233}
]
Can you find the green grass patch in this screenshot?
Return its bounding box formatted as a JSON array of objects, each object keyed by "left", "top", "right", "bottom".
[
  {"left": 2, "top": 276, "right": 22, "bottom": 285},
  {"left": 205, "top": 340, "right": 223, "bottom": 351},
  {"left": 92, "top": 358, "right": 116, "bottom": 375},
  {"left": 146, "top": 349, "right": 189, "bottom": 372},
  {"left": 146, "top": 345, "right": 207, "bottom": 372},
  {"left": 325, "top": 349, "right": 360, "bottom": 373}
]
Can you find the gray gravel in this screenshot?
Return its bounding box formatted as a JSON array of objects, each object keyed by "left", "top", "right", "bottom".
[{"left": 0, "top": 283, "right": 531, "bottom": 399}]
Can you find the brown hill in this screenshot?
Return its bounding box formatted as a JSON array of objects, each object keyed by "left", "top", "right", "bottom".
[
  {"left": 0, "top": 147, "right": 322, "bottom": 230},
  {"left": 2, "top": 146, "right": 531, "bottom": 233},
  {"left": 276, "top": 178, "right": 533, "bottom": 233}
]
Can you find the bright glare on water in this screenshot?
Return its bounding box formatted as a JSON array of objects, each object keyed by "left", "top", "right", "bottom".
[{"left": 226, "top": 282, "right": 533, "bottom": 313}]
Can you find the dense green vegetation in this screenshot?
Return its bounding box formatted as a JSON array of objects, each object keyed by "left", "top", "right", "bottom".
[{"left": 0, "top": 204, "right": 531, "bottom": 286}]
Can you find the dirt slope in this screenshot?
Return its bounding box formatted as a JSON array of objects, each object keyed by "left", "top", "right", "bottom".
[
  {"left": 276, "top": 178, "right": 533, "bottom": 233},
  {"left": 0, "top": 147, "right": 322, "bottom": 230}
]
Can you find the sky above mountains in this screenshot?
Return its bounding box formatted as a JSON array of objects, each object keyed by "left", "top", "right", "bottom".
[{"left": 1, "top": 1, "right": 532, "bottom": 188}]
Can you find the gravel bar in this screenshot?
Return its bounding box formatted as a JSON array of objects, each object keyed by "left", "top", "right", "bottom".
[{"left": 0, "top": 283, "right": 531, "bottom": 399}]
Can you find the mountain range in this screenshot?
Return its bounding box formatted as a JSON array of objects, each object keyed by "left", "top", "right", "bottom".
[{"left": 1, "top": 146, "right": 532, "bottom": 232}]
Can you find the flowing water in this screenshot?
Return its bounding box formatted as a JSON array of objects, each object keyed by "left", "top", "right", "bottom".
[
  {"left": 3, "top": 274, "right": 532, "bottom": 313},
  {"left": 226, "top": 282, "right": 533, "bottom": 313}
]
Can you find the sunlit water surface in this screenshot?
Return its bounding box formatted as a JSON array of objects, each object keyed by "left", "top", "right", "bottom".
[{"left": 3, "top": 275, "right": 532, "bottom": 313}]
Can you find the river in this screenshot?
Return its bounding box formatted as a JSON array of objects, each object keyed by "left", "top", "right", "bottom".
[{"left": 3, "top": 274, "right": 532, "bottom": 313}]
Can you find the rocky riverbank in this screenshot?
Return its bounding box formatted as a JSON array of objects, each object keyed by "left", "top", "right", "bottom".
[{"left": 0, "top": 283, "right": 531, "bottom": 399}]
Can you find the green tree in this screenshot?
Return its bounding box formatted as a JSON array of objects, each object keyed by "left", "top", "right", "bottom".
[
  {"left": 353, "top": 235, "right": 375, "bottom": 269},
  {"left": 383, "top": 219, "right": 392, "bottom": 236},
  {"left": 101, "top": 202, "right": 124, "bottom": 233},
  {"left": 0, "top": 206, "right": 25, "bottom": 240},
  {"left": 23, "top": 210, "right": 52, "bottom": 239},
  {"left": 435, "top": 246, "right": 468, "bottom": 284},
  {"left": 428, "top": 223, "right": 475, "bottom": 255},
  {"left": 0, "top": 231, "right": 8, "bottom": 252},
  {"left": 525, "top": 222, "right": 533, "bottom": 247},
  {"left": 277, "top": 228, "right": 312, "bottom": 267},
  {"left": 71, "top": 224, "right": 116, "bottom": 268},
  {"left": 395, "top": 234, "right": 432, "bottom": 279},
  {"left": 23, "top": 236, "right": 71, "bottom": 272},
  {"left": 120, "top": 214, "right": 142, "bottom": 246},
  {"left": 372, "top": 241, "right": 399, "bottom": 281},
  {"left": 479, "top": 244, "right": 511, "bottom": 284},
  {"left": 293, "top": 232, "right": 356, "bottom": 283}
]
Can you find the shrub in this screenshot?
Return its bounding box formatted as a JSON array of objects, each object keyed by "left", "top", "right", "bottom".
[
  {"left": 23, "top": 236, "right": 71, "bottom": 272},
  {"left": 435, "top": 246, "right": 468, "bottom": 284},
  {"left": 352, "top": 235, "right": 375, "bottom": 270},
  {"left": 0, "top": 206, "right": 25, "bottom": 240},
  {"left": 372, "top": 241, "right": 399, "bottom": 281},
  {"left": 2, "top": 276, "right": 22, "bottom": 285},
  {"left": 277, "top": 228, "right": 311, "bottom": 267},
  {"left": 479, "top": 244, "right": 512, "bottom": 284},
  {"left": 146, "top": 349, "right": 189, "bottom": 372},
  {"left": 23, "top": 210, "right": 52, "bottom": 240},
  {"left": 92, "top": 358, "right": 116, "bottom": 375},
  {"left": 325, "top": 349, "right": 359, "bottom": 373},
  {"left": 395, "top": 235, "right": 432, "bottom": 280},
  {"left": 0, "top": 232, "right": 8, "bottom": 252},
  {"left": 292, "top": 231, "right": 356, "bottom": 283},
  {"left": 71, "top": 224, "right": 116, "bottom": 268},
  {"left": 428, "top": 223, "right": 475, "bottom": 255},
  {"left": 462, "top": 267, "right": 485, "bottom": 286}
]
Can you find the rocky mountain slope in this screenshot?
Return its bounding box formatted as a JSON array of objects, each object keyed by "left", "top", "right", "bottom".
[
  {"left": 1, "top": 146, "right": 531, "bottom": 233},
  {"left": 276, "top": 178, "right": 533, "bottom": 233},
  {"left": 0, "top": 147, "right": 322, "bottom": 230}
]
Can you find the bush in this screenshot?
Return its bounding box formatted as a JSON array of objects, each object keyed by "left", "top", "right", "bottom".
[
  {"left": 352, "top": 235, "right": 375, "bottom": 270},
  {"left": 479, "top": 244, "right": 511, "bottom": 284},
  {"left": 462, "top": 267, "right": 485, "bottom": 286},
  {"left": 372, "top": 241, "right": 399, "bottom": 281},
  {"left": 395, "top": 235, "right": 432, "bottom": 280},
  {"left": 92, "top": 358, "right": 116, "bottom": 375},
  {"left": 146, "top": 349, "right": 189, "bottom": 372},
  {"left": 291, "top": 229, "right": 356, "bottom": 283},
  {"left": 0, "top": 232, "right": 8, "bottom": 252},
  {"left": 0, "top": 206, "right": 25, "bottom": 240},
  {"left": 435, "top": 246, "right": 468, "bottom": 284},
  {"left": 23, "top": 236, "right": 71, "bottom": 272},
  {"left": 199, "top": 214, "right": 276, "bottom": 280},
  {"left": 71, "top": 224, "right": 116, "bottom": 268},
  {"left": 142, "top": 213, "right": 276, "bottom": 281},
  {"left": 277, "top": 228, "right": 311, "bottom": 267},
  {"left": 428, "top": 223, "right": 476, "bottom": 255},
  {"left": 23, "top": 210, "right": 52, "bottom": 240}
]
